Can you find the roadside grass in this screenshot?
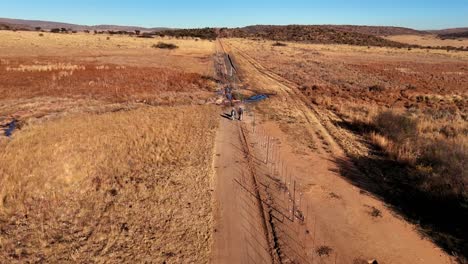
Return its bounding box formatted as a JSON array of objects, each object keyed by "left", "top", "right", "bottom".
[
  {"left": 369, "top": 110, "right": 467, "bottom": 200},
  {"left": 0, "top": 105, "right": 218, "bottom": 262}
]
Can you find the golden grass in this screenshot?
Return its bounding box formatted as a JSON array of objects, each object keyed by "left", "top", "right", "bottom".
[
  {"left": 0, "top": 29, "right": 222, "bottom": 262},
  {"left": 226, "top": 38, "right": 468, "bottom": 60},
  {"left": 6, "top": 63, "right": 85, "bottom": 72},
  {"left": 0, "top": 30, "right": 215, "bottom": 75},
  {"left": 385, "top": 34, "right": 468, "bottom": 48},
  {"left": 0, "top": 105, "right": 218, "bottom": 262}
]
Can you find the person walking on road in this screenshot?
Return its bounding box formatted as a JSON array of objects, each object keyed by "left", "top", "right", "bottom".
[
  {"left": 238, "top": 106, "right": 244, "bottom": 121},
  {"left": 230, "top": 108, "right": 237, "bottom": 120}
]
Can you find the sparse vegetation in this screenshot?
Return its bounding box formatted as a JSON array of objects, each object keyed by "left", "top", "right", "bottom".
[
  {"left": 316, "top": 245, "right": 333, "bottom": 257},
  {"left": 329, "top": 192, "right": 341, "bottom": 199},
  {"left": 366, "top": 205, "right": 383, "bottom": 218}
]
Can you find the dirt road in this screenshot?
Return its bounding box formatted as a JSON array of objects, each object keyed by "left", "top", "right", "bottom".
[
  {"left": 212, "top": 39, "right": 453, "bottom": 263},
  {"left": 212, "top": 115, "right": 278, "bottom": 264}
]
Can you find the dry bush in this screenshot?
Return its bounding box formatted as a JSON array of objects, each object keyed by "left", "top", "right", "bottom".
[
  {"left": 153, "top": 42, "right": 178, "bottom": 50},
  {"left": 0, "top": 105, "right": 218, "bottom": 262},
  {"left": 160, "top": 28, "right": 217, "bottom": 40},
  {"left": 374, "top": 110, "right": 418, "bottom": 142},
  {"left": 316, "top": 245, "right": 333, "bottom": 257},
  {"left": 372, "top": 110, "right": 467, "bottom": 199},
  {"left": 418, "top": 138, "right": 467, "bottom": 197},
  {"left": 272, "top": 42, "right": 287, "bottom": 47}
]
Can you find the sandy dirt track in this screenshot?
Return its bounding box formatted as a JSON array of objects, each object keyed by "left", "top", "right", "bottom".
[{"left": 212, "top": 116, "right": 274, "bottom": 264}]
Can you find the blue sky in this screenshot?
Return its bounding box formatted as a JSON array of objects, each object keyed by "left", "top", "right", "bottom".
[{"left": 1, "top": 0, "right": 467, "bottom": 29}]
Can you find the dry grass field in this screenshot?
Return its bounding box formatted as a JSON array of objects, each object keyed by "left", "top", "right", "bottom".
[
  {"left": 0, "top": 31, "right": 215, "bottom": 74},
  {"left": 0, "top": 106, "right": 218, "bottom": 262},
  {"left": 225, "top": 38, "right": 467, "bottom": 259},
  {"left": 0, "top": 30, "right": 219, "bottom": 263},
  {"left": 0, "top": 31, "right": 218, "bottom": 130},
  {"left": 385, "top": 34, "right": 468, "bottom": 48}
]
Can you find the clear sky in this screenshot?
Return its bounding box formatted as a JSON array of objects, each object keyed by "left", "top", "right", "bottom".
[{"left": 1, "top": 0, "right": 467, "bottom": 29}]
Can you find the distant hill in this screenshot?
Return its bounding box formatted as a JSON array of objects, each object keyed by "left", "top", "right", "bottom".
[
  {"left": 0, "top": 20, "right": 33, "bottom": 31},
  {"left": 219, "top": 25, "right": 410, "bottom": 47},
  {"left": 2, "top": 17, "right": 466, "bottom": 44},
  {"left": 327, "top": 25, "right": 427, "bottom": 36},
  {"left": 0, "top": 17, "right": 169, "bottom": 32},
  {"left": 428, "top": 28, "right": 468, "bottom": 39},
  {"left": 438, "top": 31, "right": 468, "bottom": 39},
  {"left": 429, "top": 27, "right": 468, "bottom": 35}
]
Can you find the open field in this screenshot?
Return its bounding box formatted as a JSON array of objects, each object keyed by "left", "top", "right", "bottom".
[
  {"left": 224, "top": 38, "right": 467, "bottom": 261},
  {"left": 0, "top": 30, "right": 219, "bottom": 262},
  {"left": 0, "top": 106, "right": 218, "bottom": 262},
  {"left": 385, "top": 34, "right": 468, "bottom": 48},
  {"left": 0, "top": 31, "right": 215, "bottom": 74},
  {"left": 0, "top": 27, "right": 466, "bottom": 263},
  {"left": 0, "top": 30, "right": 218, "bottom": 131}
]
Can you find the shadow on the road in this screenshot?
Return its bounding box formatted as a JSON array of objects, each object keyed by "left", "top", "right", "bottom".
[{"left": 220, "top": 113, "right": 234, "bottom": 120}]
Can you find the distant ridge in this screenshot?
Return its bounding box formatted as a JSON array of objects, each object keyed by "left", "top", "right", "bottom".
[
  {"left": 0, "top": 17, "right": 169, "bottom": 32},
  {"left": 1, "top": 17, "right": 466, "bottom": 42},
  {"left": 219, "top": 25, "right": 410, "bottom": 47},
  {"left": 428, "top": 27, "right": 468, "bottom": 35},
  {"left": 326, "top": 25, "right": 428, "bottom": 36}
]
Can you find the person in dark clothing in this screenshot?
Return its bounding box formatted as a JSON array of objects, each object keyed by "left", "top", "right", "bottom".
[{"left": 238, "top": 107, "right": 244, "bottom": 121}]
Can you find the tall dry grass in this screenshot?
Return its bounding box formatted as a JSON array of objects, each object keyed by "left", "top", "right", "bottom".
[
  {"left": 363, "top": 110, "right": 467, "bottom": 199},
  {"left": 0, "top": 105, "right": 218, "bottom": 263}
]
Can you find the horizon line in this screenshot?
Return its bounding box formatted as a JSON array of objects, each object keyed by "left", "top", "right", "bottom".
[{"left": 1, "top": 16, "right": 467, "bottom": 31}]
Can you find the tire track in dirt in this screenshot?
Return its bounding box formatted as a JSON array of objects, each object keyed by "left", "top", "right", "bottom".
[
  {"left": 224, "top": 42, "right": 339, "bottom": 155},
  {"left": 212, "top": 39, "right": 280, "bottom": 264}
]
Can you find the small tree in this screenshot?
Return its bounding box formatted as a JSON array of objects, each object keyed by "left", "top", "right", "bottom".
[
  {"left": 135, "top": 30, "right": 141, "bottom": 35},
  {"left": 35, "top": 27, "right": 41, "bottom": 31}
]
